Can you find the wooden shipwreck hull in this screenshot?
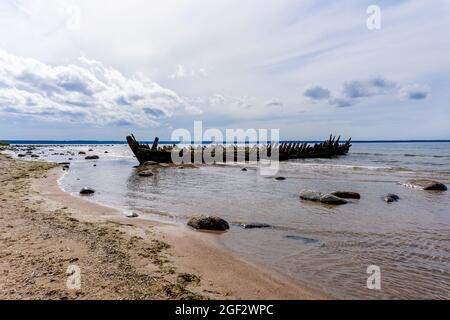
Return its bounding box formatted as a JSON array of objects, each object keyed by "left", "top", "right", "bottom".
[{"left": 126, "top": 134, "right": 351, "bottom": 164}]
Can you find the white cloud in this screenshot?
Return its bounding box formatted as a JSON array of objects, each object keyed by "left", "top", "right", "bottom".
[
  {"left": 0, "top": 50, "right": 200, "bottom": 126},
  {"left": 169, "top": 64, "right": 207, "bottom": 79}
]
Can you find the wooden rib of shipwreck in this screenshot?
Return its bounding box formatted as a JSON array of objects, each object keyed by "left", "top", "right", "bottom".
[{"left": 126, "top": 134, "right": 352, "bottom": 164}]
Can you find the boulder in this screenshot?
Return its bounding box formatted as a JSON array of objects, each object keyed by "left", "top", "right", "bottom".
[
  {"left": 299, "top": 190, "right": 324, "bottom": 202},
  {"left": 138, "top": 171, "right": 154, "bottom": 177},
  {"left": 401, "top": 179, "right": 447, "bottom": 191},
  {"left": 79, "top": 187, "right": 95, "bottom": 195},
  {"left": 187, "top": 215, "right": 230, "bottom": 231},
  {"left": 330, "top": 191, "right": 361, "bottom": 199},
  {"left": 319, "top": 194, "right": 348, "bottom": 205},
  {"left": 85, "top": 155, "right": 99, "bottom": 160}
]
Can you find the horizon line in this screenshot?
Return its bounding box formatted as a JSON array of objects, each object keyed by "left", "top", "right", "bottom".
[{"left": 2, "top": 139, "right": 450, "bottom": 144}]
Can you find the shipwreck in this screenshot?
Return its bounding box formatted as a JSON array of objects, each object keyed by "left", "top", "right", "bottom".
[{"left": 126, "top": 134, "right": 352, "bottom": 165}]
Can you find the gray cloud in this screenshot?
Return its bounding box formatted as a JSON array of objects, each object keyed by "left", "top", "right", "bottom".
[
  {"left": 305, "top": 77, "right": 429, "bottom": 108},
  {"left": 400, "top": 84, "right": 429, "bottom": 100},
  {"left": 304, "top": 86, "right": 330, "bottom": 100},
  {"left": 0, "top": 50, "right": 200, "bottom": 126},
  {"left": 343, "top": 77, "right": 397, "bottom": 99},
  {"left": 265, "top": 99, "right": 283, "bottom": 107}
]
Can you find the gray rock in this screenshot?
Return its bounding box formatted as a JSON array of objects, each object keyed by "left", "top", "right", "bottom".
[
  {"left": 85, "top": 155, "right": 99, "bottom": 160},
  {"left": 387, "top": 193, "right": 400, "bottom": 200},
  {"left": 401, "top": 179, "right": 447, "bottom": 191},
  {"left": 79, "top": 187, "right": 95, "bottom": 195},
  {"left": 330, "top": 191, "right": 361, "bottom": 199},
  {"left": 126, "top": 212, "right": 139, "bottom": 218},
  {"left": 299, "top": 190, "right": 324, "bottom": 202},
  {"left": 187, "top": 215, "right": 230, "bottom": 231},
  {"left": 319, "top": 194, "right": 348, "bottom": 205},
  {"left": 138, "top": 171, "right": 154, "bottom": 177}
]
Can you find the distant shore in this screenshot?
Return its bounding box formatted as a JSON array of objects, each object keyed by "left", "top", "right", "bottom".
[{"left": 0, "top": 153, "right": 321, "bottom": 300}]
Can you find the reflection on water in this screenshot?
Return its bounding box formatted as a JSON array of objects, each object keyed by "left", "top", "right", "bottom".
[{"left": 9, "top": 142, "right": 450, "bottom": 299}]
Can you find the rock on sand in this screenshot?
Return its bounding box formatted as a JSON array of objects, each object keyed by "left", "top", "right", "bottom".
[{"left": 187, "top": 215, "right": 230, "bottom": 231}]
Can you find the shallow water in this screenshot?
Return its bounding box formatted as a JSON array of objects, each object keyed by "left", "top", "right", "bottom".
[{"left": 7, "top": 143, "right": 450, "bottom": 299}]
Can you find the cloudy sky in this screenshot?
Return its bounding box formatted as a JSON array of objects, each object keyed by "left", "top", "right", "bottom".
[{"left": 1, "top": 0, "right": 449, "bottom": 140}]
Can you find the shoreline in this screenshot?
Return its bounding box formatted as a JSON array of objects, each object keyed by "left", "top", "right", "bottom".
[{"left": 0, "top": 153, "right": 322, "bottom": 299}]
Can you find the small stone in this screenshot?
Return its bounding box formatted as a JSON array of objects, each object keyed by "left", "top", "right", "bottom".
[
  {"left": 275, "top": 176, "right": 286, "bottom": 180},
  {"left": 78, "top": 151, "right": 86, "bottom": 155},
  {"left": 241, "top": 168, "right": 247, "bottom": 171},
  {"left": 79, "top": 187, "right": 95, "bottom": 195},
  {"left": 240, "top": 222, "right": 272, "bottom": 229},
  {"left": 126, "top": 212, "right": 139, "bottom": 218},
  {"left": 85, "top": 155, "right": 99, "bottom": 160},
  {"left": 138, "top": 171, "right": 154, "bottom": 177}
]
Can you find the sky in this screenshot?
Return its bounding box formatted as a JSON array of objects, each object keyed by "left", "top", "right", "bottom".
[{"left": 0, "top": 0, "right": 449, "bottom": 140}]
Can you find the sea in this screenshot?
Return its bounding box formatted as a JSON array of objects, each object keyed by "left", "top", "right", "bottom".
[{"left": 5, "top": 141, "right": 450, "bottom": 299}]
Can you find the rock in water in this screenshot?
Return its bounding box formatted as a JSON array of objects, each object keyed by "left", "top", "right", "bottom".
[
  {"left": 138, "top": 171, "right": 154, "bottom": 177},
  {"left": 85, "top": 155, "right": 99, "bottom": 160},
  {"left": 78, "top": 151, "right": 86, "bottom": 155},
  {"left": 79, "top": 187, "right": 95, "bottom": 195},
  {"left": 126, "top": 212, "right": 139, "bottom": 218},
  {"left": 284, "top": 235, "right": 319, "bottom": 244},
  {"left": 401, "top": 179, "right": 447, "bottom": 191},
  {"left": 240, "top": 222, "right": 272, "bottom": 229},
  {"left": 275, "top": 176, "right": 286, "bottom": 180},
  {"left": 241, "top": 168, "right": 247, "bottom": 171},
  {"left": 331, "top": 191, "right": 361, "bottom": 199},
  {"left": 187, "top": 215, "right": 230, "bottom": 231},
  {"left": 384, "top": 196, "right": 396, "bottom": 203},
  {"left": 299, "top": 190, "right": 324, "bottom": 202},
  {"left": 387, "top": 193, "right": 400, "bottom": 201},
  {"left": 319, "top": 194, "right": 348, "bottom": 205}
]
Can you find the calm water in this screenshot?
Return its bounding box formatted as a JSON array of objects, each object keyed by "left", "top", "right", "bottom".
[{"left": 7, "top": 143, "right": 450, "bottom": 299}]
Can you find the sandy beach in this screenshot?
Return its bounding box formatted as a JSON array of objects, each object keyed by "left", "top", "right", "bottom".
[{"left": 0, "top": 152, "right": 320, "bottom": 300}]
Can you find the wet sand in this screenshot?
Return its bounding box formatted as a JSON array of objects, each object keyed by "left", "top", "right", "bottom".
[{"left": 0, "top": 152, "right": 321, "bottom": 299}]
